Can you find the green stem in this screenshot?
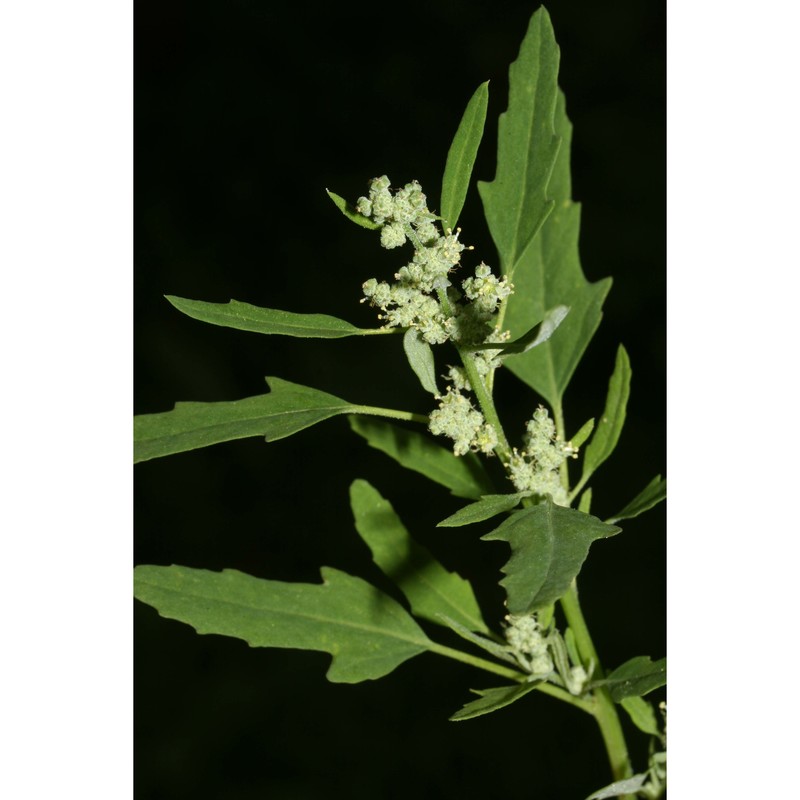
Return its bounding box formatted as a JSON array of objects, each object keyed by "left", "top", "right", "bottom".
[
  {"left": 426, "top": 641, "right": 525, "bottom": 681},
  {"left": 351, "top": 405, "right": 430, "bottom": 426},
  {"left": 560, "top": 581, "right": 633, "bottom": 785},
  {"left": 427, "top": 641, "right": 595, "bottom": 713}
]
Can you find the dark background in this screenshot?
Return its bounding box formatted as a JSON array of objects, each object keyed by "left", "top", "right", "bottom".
[{"left": 135, "top": 1, "right": 665, "bottom": 797}]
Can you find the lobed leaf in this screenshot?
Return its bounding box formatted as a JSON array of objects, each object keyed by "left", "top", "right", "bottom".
[
  {"left": 165, "top": 296, "right": 384, "bottom": 338},
  {"left": 478, "top": 8, "right": 560, "bottom": 280},
  {"left": 135, "top": 377, "right": 362, "bottom": 463},
  {"left": 487, "top": 59, "right": 611, "bottom": 407},
  {"left": 133, "top": 564, "right": 431, "bottom": 683},
  {"left": 437, "top": 493, "right": 529, "bottom": 528},
  {"left": 580, "top": 346, "right": 632, "bottom": 486},
  {"left": 449, "top": 683, "right": 539, "bottom": 722},
  {"left": 326, "top": 189, "right": 381, "bottom": 229},
  {"left": 606, "top": 475, "right": 666, "bottom": 525},
  {"left": 350, "top": 480, "right": 488, "bottom": 633},
  {"left": 440, "top": 81, "right": 490, "bottom": 231},
  {"left": 348, "top": 416, "right": 494, "bottom": 500},
  {"left": 482, "top": 499, "right": 620, "bottom": 614},
  {"left": 402, "top": 328, "right": 440, "bottom": 396},
  {"left": 601, "top": 656, "right": 667, "bottom": 701}
]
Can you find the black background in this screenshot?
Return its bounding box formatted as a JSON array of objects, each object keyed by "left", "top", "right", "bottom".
[{"left": 135, "top": 1, "right": 665, "bottom": 797}]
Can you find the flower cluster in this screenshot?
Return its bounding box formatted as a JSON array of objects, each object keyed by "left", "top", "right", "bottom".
[
  {"left": 356, "top": 175, "right": 516, "bottom": 458},
  {"left": 427, "top": 387, "right": 498, "bottom": 456},
  {"left": 504, "top": 613, "right": 554, "bottom": 675},
  {"left": 506, "top": 406, "right": 578, "bottom": 506},
  {"left": 357, "top": 175, "right": 511, "bottom": 348}
]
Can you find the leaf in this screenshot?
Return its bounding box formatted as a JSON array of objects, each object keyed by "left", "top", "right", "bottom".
[
  {"left": 165, "top": 296, "right": 383, "bottom": 338},
  {"left": 606, "top": 475, "right": 666, "bottom": 525},
  {"left": 449, "top": 683, "right": 539, "bottom": 722},
  {"left": 436, "top": 615, "right": 520, "bottom": 668},
  {"left": 570, "top": 418, "right": 596, "bottom": 450},
  {"left": 133, "top": 564, "right": 431, "bottom": 683},
  {"left": 440, "top": 81, "right": 490, "bottom": 231},
  {"left": 601, "top": 656, "right": 667, "bottom": 701},
  {"left": 437, "top": 493, "right": 529, "bottom": 527},
  {"left": 350, "top": 480, "right": 488, "bottom": 633},
  {"left": 577, "top": 488, "right": 592, "bottom": 514},
  {"left": 471, "top": 305, "right": 569, "bottom": 355},
  {"left": 402, "top": 328, "right": 440, "bottom": 396},
  {"left": 135, "top": 377, "right": 363, "bottom": 463},
  {"left": 580, "top": 346, "right": 632, "bottom": 485},
  {"left": 477, "top": 5, "right": 611, "bottom": 409},
  {"left": 348, "top": 416, "right": 494, "bottom": 500},
  {"left": 584, "top": 774, "right": 648, "bottom": 800},
  {"left": 482, "top": 499, "right": 620, "bottom": 614},
  {"left": 326, "top": 189, "right": 381, "bottom": 229},
  {"left": 477, "top": 7, "right": 560, "bottom": 279},
  {"left": 620, "top": 696, "right": 661, "bottom": 737}
]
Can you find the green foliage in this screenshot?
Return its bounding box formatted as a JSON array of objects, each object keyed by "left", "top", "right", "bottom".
[
  {"left": 482, "top": 499, "right": 621, "bottom": 614},
  {"left": 449, "top": 683, "right": 539, "bottom": 722},
  {"left": 480, "top": 9, "right": 611, "bottom": 409},
  {"left": 437, "top": 492, "right": 529, "bottom": 527},
  {"left": 165, "top": 295, "right": 385, "bottom": 338},
  {"left": 471, "top": 304, "right": 569, "bottom": 356},
  {"left": 440, "top": 81, "right": 489, "bottom": 231},
  {"left": 478, "top": 9, "right": 559, "bottom": 278},
  {"left": 607, "top": 476, "right": 667, "bottom": 524},
  {"left": 134, "top": 377, "right": 364, "bottom": 463},
  {"left": 402, "top": 328, "right": 440, "bottom": 396},
  {"left": 348, "top": 416, "right": 494, "bottom": 500},
  {"left": 620, "top": 696, "right": 661, "bottom": 737},
  {"left": 602, "top": 656, "right": 667, "bottom": 701},
  {"left": 133, "top": 564, "right": 431, "bottom": 682},
  {"left": 135, "top": 6, "right": 664, "bottom": 793},
  {"left": 350, "top": 479, "right": 488, "bottom": 633},
  {"left": 326, "top": 188, "right": 382, "bottom": 229},
  {"left": 577, "top": 346, "right": 632, "bottom": 493}
]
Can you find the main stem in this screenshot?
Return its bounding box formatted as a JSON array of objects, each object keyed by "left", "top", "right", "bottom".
[{"left": 560, "top": 581, "right": 633, "bottom": 785}]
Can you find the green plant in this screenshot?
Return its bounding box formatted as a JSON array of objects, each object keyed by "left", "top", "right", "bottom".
[{"left": 134, "top": 7, "right": 665, "bottom": 798}]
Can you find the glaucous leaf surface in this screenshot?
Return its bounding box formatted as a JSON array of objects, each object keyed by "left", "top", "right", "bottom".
[
  {"left": 166, "top": 296, "right": 383, "bottom": 338},
  {"left": 135, "top": 377, "right": 365, "bottom": 462},
  {"left": 472, "top": 305, "right": 569, "bottom": 356},
  {"left": 134, "top": 564, "right": 432, "bottom": 683},
  {"left": 449, "top": 683, "right": 539, "bottom": 722},
  {"left": 348, "top": 416, "right": 494, "bottom": 499},
  {"left": 440, "top": 81, "right": 489, "bottom": 231},
  {"left": 482, "top": 499, "right": 620, "bottom": 614},
  {"left": 350, "top": 480, "right": 488, "bottom": 633}
]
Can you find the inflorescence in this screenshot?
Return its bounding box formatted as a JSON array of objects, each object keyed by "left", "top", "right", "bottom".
[{"left": 356, "top": 176, "right": 578, "bottom": 504}]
